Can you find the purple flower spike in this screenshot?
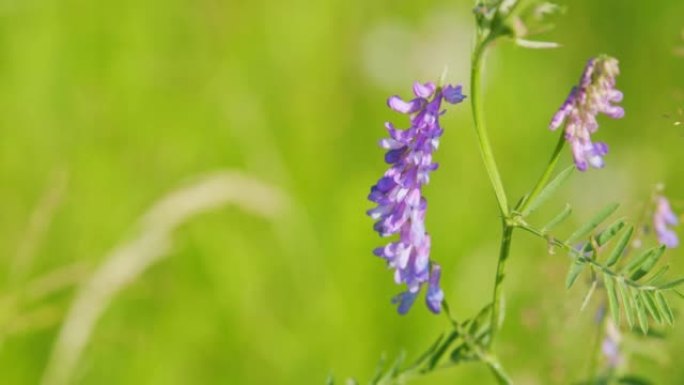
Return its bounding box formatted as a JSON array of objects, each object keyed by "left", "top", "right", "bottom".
[
  {"left": 368, "top": 82, "right": 465, "bottom": 315},
  {"left": 654, "top": 196, "right": 679, "bottom": 248},
  {"left": 550, "top": 56, "right": 624, "bottom": 171}
]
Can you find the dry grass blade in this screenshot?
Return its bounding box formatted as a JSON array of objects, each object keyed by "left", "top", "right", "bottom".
[
  {"left": 40, "top": 171, "right": 287, "bottom": 385},
  {"left": 11, "top": 168, "right": 68, "bottom": 283}
]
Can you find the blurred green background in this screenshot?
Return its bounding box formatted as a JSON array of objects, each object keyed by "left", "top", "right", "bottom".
[{"left": 1, "top": 0, "right": 683, "bottom": 384}]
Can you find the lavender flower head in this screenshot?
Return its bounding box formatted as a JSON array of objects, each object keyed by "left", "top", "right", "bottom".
[
  {"left": 550, "top": 56, "right": 624, "bottom": 171},
  {"left": 654, "top": 195, "right": 679, "bottom": 248},
  {"left": 367, "top": 82, "right": 465, "bottom": 314}
]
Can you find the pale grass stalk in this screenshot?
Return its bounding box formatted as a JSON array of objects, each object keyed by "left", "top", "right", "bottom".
[{"left": 40, "top": 171, "right": 287, "bottom": 385}]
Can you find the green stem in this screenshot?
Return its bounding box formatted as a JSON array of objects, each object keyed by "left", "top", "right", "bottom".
[
  {"left": 518, "top": 130, "right": 566, "bottom": 214},
  {"left": 488, "top": 223, "right": 514, "bottom": 351},
  {"left": 516, "top": 224, "right": 658, "bottom": 291},
  {"left": 471, "top": 34, "right": 514, "bottom": 370},
  {"left": 471, "top": 38, "right": 509, "bottom": 216}
]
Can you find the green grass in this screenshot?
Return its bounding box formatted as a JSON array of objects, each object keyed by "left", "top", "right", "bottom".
[{"left": 0, "top": 0, "right": 683, "bottom": 383}]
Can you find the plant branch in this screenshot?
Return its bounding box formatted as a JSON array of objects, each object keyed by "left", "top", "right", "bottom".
[
  {"left": 488, "top": 223, "right": 514, "bottom": 352},
  {"left": 471, "top": 38, "right": 510, "bottom": 216},
  {"left": 515, "top": 223, "right": 659, "bottom": 291}
]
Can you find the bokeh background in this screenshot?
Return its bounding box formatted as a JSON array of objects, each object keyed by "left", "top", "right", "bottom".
[{"left": 1, "top": 0, "right": 683, "bottom": 384}]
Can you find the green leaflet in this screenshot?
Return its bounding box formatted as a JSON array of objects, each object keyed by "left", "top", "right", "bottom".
[
  {"left": 522, "top": 165, "right": 574, "bottom": 217},
  {"left": 580, "top": 280, "right": 598, "bottom": 312},
  {"left": 647, "top": 266, "right": 670, "bottom": 285},
  {"left": 583, "top": 220, "right": 625, "bottom": 251},
  {"left": 566, "top": 203, "right": 620, "bottom": 244},
  {"left": 427, "top": 331, "right": 458, "bottom": 370},
  {"left": 449, "top": 343, "right": 477, "bottom": 364},
  {"left": 541, "top": 204, "right": 572, "bottom": 233},
  {"left": 604, "top": 225, "right": 634, "bottom": 267},
  {"left": 467, "top": 304, "right": 493, "bottom": 336},
  {"left": 617, "top": 375, "right": 655, "bottom": 385},
  {"left": 380, "top": 351, "right": 405, "bottom": 383},
  {"left": 604, "top": 274, "right": 621, "bottom": 325},
  {"left": 630, "top": 245, "right": 666, "bottom": 281},
  {"left": 369, "top": 354, "right": 387, "bottom": 385},
  {"left": 405, "top": 333, "right": 444, "bottom": 373},
  {"left": 655, "top": 292, "right": 674, "bottom": 326},
  {"left": 642, "top": 291, "right": 663, "bottom": 325},
  {"left": 632, "top": 288, "right": 649, "bottom": 334},
  {"left": 623, "top": 246, "right": 662, "bottom": 275},
  {"left": 566, "top": 259, "right": 585, "bottom": 289},
  {"left": 658, "top": 277, "right": 684, "bottom": 290},
  {"left": 617, "top": 279, "right": 636, "bottom": 328}
]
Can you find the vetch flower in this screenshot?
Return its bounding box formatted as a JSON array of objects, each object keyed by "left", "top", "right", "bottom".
[
  {"left": 368, "top": 81, "right": 464, "bottom": 314},
  {"left": 550, "top": 56, "right": 624, "bottom": 171},
  {"left": 654, "top": 195, "right": 679, "bottom": 248}
]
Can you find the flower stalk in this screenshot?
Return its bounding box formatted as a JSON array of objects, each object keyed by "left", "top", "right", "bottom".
[
  {"left": 470, "top": 37, "right": 509, "bottom": 216},
  {"left": 470, "top": 36, "right": 515, "bottom": 358}
]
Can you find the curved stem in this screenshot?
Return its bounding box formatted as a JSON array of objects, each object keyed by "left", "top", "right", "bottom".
[
  {"left": 471, "top": 35, "right": 515, "bottom": 369},
  {"left": 488, "top": 223, "right": 514, "bottom": 351},
  {"left": 518, "top": 130, "right": 567, "bottom": 214},
  {"left": 471, "top": 39, "right": 509, "bottom": 216}
]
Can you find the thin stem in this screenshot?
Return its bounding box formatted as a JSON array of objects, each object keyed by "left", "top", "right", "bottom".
[
  {"left": 518, "top": 130, "right": 567, "bottom": 214},
  {"left": 471, "top": 38, "right": 509, "bottom": 216},
  {"left": 471, "top": 35, "right": 514, "bottom": 371},
  {"left": 515, "top": 223, "right": 659, "bottom": 291},
  {"left": 488, "top": 223, "right": 514, "bottom": 351}
]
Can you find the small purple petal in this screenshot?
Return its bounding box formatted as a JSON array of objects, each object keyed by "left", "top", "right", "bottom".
[
  {"left": 443, "top": 85, "right": 466, "bottom": 104},
  {"left": 413, "top": 82, "right": 436, "bottom": 98},
  {"left": 384, "top": 147, "right": 406, "bottom": 164},
  {"left": 376, "top": 176, "right": 396, "bottom": 192},
  {"left": 392, "top": 291, "right": 418, "bottom": 315},
  {"left": 609, "top": 90, "right": 623, "bottom": 102},
  {"left": 425, "top": 264, "right": 444, "bottom": 313},
  {"left": 387, "top": 96, "right": 424, "bottom": 114},
  {"left": 593, "top": 142, "right": 609, "bottom": 156}
]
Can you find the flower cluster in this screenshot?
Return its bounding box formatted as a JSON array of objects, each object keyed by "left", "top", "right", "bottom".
[
  {"left": 654, "top": 195, "right": 679, "bottom": 248},
  {"left": 550, "top": 56, "right": 624, "bottom": 171},
  {"left": 367, "top": 82, "right": 465, "bottom": 314}
]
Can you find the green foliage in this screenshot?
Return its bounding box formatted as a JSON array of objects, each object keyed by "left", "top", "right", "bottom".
[
  {"left": 521, "top": 166, "right": 574, "bottom": 217},
  {"left": 474, "top": 0, "right": 563, "bottom": 48},
  {"left": 520, "top": 203, "right": 683, "bottom": 333}
]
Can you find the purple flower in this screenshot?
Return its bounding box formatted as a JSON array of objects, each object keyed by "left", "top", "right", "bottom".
[
  {"left": 550, "top": 56, "right": 624, "bottom": 171},
  {"left": 654, "top": 196, "right": 679, "bottom": 248},
  {"left": 601, "top": 319, "right": 623, "bottom": 368},
  {"left": 368, "top": 81, "right": 465, "bottom": 314}
]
